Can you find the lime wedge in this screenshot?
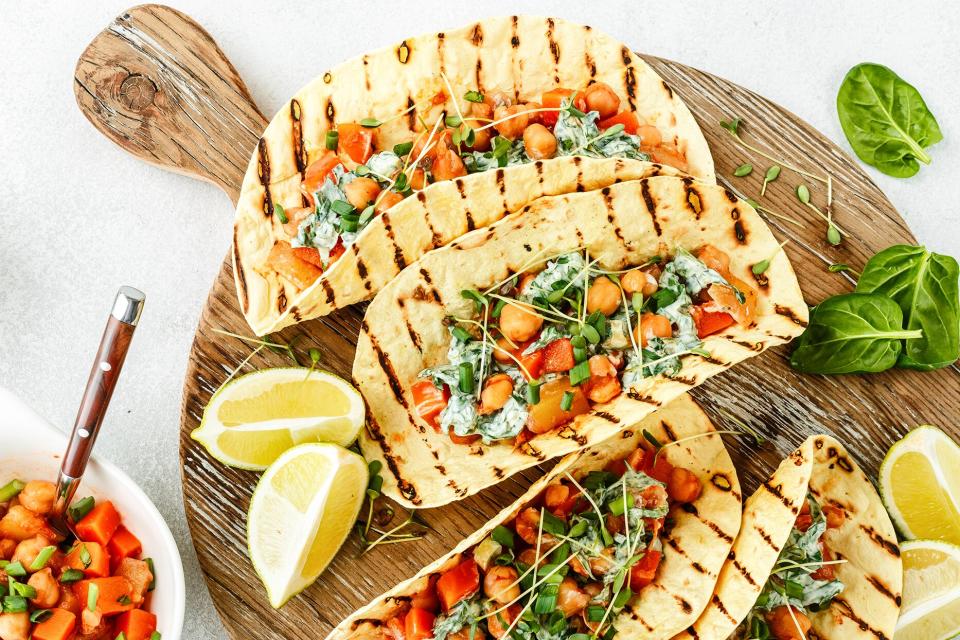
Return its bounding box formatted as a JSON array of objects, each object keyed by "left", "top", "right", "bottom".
[
  {"left": 191, "top": 368, "right": 365, "bottom": 470},
  {"left": 247, "top": 443, "right": 367, "bottom": 608}
]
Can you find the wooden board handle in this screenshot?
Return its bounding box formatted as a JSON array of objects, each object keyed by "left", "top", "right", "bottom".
[{"left": 73, "top": 4, "right": 267, "bottom": 204}]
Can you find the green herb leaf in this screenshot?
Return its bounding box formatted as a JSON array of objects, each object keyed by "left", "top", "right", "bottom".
[
  {"left": 452, "top": 326, "right": 473, "bottom": 342},
  {"left": 790, "top": 293, "right": 922, "bottom": 374},
  {"left": 733, "top": 163, "right": 753, "bottom": 177},
  {"left": 856, "top": 245, "right": 960, "bottom": 370},
  {"left": 752, "top": 259, "right": 770, "bottom": 275},
  {"left": 273, "top": 203, "right": 289, "bottom": 224},
  {"left": 720, "top": 117, "right": 741, "bottom": 135},
  {"left": 4, "top": 562, "right": 25, "bottom": 577},
  {"left": 393, "top": 141, "right": 413, "bottom": 156},
  {"left": 331, "top": 199, "right": 355, "bottom": 215},
  {"left": 464, "top": 90, "right": 484, "bottom": 103},
  {"left": 445, "top": 115, "right": 463, "bottom": 128},
  {"left": 837, "top": 63, "right": 942, "bottom": 178},
  {"left": 491, "top": 525, "right": 515, "bottom": 549},
  {"left": 359, "top": 117, "right": 382, "bottom": 128},
  {"left": 569, "top": 360, "right": 591, "bottom": 386},
  {"left": 796, "top": 184, "right": 811, "bottom": 204},
  {"left": 145, "top": 557, "right": 156, "bottom": 591}
]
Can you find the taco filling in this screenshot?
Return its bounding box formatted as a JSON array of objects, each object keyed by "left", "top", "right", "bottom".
[
  {"left": 378, "top": 445, "right": 702, "bottom": 640},
  {"left": 268, "top": 83, "right": 686, "bottom": 287},
  {"left": 737, "top": 495, "right": 846, "bottom": 640},
  {"left": 412, "top": 245, "right": 757, "bottom": 445}
]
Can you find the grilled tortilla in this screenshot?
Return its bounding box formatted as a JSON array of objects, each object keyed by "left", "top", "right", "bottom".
[
  {"left": 326, "top": 394, "right": 741, "bottom": 640},
  {"left": 354, "top": 175, "right": 807, "bottom": 508},
  {"left": 676, "top": 435, "right": 902, "bottom": 639},
  {"left": 234, "top": 15, "right": 714, "bottom": 335}
]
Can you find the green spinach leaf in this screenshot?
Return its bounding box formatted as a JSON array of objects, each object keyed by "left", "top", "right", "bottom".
[
  {"left": 790, "top": 293, "right": 921, "bottom": 374},
  {"left": 856, "top": 245, "right": 960, "bottom": 370},
  {"left": 837, "top": 63, "right": 942, "bottom": 178}
]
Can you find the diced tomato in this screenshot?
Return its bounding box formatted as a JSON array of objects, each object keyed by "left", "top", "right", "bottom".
[
  {"left": 114, "top": 609, "right": 157, "bottom": 640},
  {"left": 598, "top": 110, "right": 640, "bottom": 135},
  {"left": 540, "top": 88, "right": 584, "bottom": 127},
  {"left": 107, "top": 526, "right": 142, "bottom": 571},
  {"left": 795, "top": 513, "right": 813, "bottom": 532},
  {"left": 337, "top": 123, "right": 376, "bottom": 164},
  {"left": 527, "top": 378, "right": 590, "bottom": 434},
  {"left": 704, "top": 278, "right": 758, "bottom": 327},
  {"left": 383, "top": 615, "right": 406, "bottom": 640},
  {"left": 543, "top": 338, "right": 575, "bottom": 373},
  {"left": 823, "top": 504, "right": 846, "bottom": 529},
  {"left": 432, "top": 90, "right": 448, "bottom": 105},
  {"left": 607, "top": 449, "right": 646, "bottom": 476},
  {"left": 404, "top": 607, "right": 436, "bottom": 640},
  {"left": 76, "top": 501, "right": 121, "bottom": 546},
  {"left": 292, "top": 246, "right": 324, "bottom": 269},
  {"left": 642, "top": 454, "right": 675, "bottom": 484},
  {"left": 267, "top": 241, "right": 323, "bottom": 289},
  {"left": 436, "top": 558, "right": 480, "bottom": 612},
  {"left": 691, "top": 305, "right": 736, "bottom": 338},
  {"left": 302, "top": 150, "right": 342, "bottom": 193},
  {"left": 65, "top": 541, "right": 111, "bottom": 579},
  {"left": 410, "top": 575, "right": 440, "bottom": 611},
  {"left": 812, "top": 545, "right": 836, "bottom": 580},
  {"left": 518, "top": 349, "right": 545, "bottom": 381},
  {"left": 629, "top": 550, "right": 662, "bottom": 590},
  {"left": 412, "top": 380, "right": 449, "bottom": 431},
  {"left": 330, "top": 239, "right": 346, "bottom": 263}
]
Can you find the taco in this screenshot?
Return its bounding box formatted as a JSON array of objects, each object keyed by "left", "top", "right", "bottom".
[
  {"left": 327, "top": 394, "right": 741, "bottom": 640},
  {"left": 676, "top": 435, "right": 902, "bottom": 640},
  {"left": 233, "top": 15, "right": 715, "bottom": 334},
  {"left": 354, "top": 176, "right": 807, "bottom": 508}
]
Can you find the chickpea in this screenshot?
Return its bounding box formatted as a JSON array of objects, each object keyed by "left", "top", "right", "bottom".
[
  {"left": 636, "top": 124, "right": 663, "bottom": 148},
  {"left": 556, "top": 577, "right": 590, "bottom": 618},
  {"left": 450, "top": 629, "right": 486, "bottom": 640},
  {"left": 343, "top": 177, "right": 381, "bottom": 210},
  {"left": 493, "top": 336, "right": 517, "bottom": 364},
  {"left": 467, "top": 125, "right": 493, "bottom": 152},
  {"left": 374, "top": 190, "right": 404, "bottom": 215},
  {"left": 0, "top": 539, "right": 14, "bottom": 560},
  {"left": 543, "top": 483, "right": 571, "bottom": 512},
  {"left": 11, "top": 535, "right": 52, "bottom": 570},
  {"left": 582, "top": 82, "right": 621, "bottom": 119},
  {"left": 695, "top": 244, "right": 731, "bottom": 278},
  {"left": 27, "top": 568, "right": 59, "bottom": 608},
  {"left": 586, "top": 355, "right": 620, "bottom": 404},
  {"left": 518, "top": 273, "right": 538, "bottom": 294},
  {"left": 633, "top": 313, "right": 673, "bottom": 347},
  {"left": 522, "top": 123, "right": 557, "bottom": 160},
  {"left": 620, "top": 268, "right": 659, "bottom": 297},
  {"left": 0, "top": 612, "right": 29, "bottom": 640},
  {"left": 18, "top": 481, "right": 55, "bottom": 516},
  {"left": 432, "top": 147, "right": 467, "bottom": 182},
  {"left": 471, "top": 101, "right": 495, "bottom": 121},
  {"left": 494, "top": 104, "right": 538, "bottom": 140},
  {"left": 479, "top": 374, "right": 515, "bottom": 415},
  {"left": 498, "top": 302, "right": 543, "bottom": 343},
  {"left": 766, "top": 606, "right": 811, "bottom": 640},
  {"left": 57, "top": 584, "right": 81, "bottom": 616},
  {"left": 483, "top": 565, "right": 521, "bottom": 604},
  {"left": 485, "top": 603, "right": 520, "bottom": 639},
  {"left": 0, "top": 505, "right": 47, "bottom": 542},
  {"left": 516, "top": 548, "right": 548, "bottom": 568},
  {"left": 485, "top": 92, "right": 513, "bottom": 109},
  {"left": 667, "top": 467, "right": 702, "bottom": 504},
  {"left": 514, "top": 507, "right": 542, "bottom": 545},
  {"left": 586, "top": 276, "right": 621, "bottom": 316}
]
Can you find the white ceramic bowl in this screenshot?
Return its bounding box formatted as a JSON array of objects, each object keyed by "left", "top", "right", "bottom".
[{"left": 0, "top": 385, "right": 185, "bottom": 639}]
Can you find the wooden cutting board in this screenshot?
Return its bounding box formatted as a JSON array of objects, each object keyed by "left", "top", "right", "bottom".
[{"left": 75, "top": 5, "right": 960, "bottom": 639}]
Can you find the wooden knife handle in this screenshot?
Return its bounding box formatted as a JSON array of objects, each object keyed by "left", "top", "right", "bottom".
[
  {"left": 73, "top": 4, "right": 267, "bottom": 205},
  {"left": 61, "top": 287, "right": 145, "bottom": 479}
]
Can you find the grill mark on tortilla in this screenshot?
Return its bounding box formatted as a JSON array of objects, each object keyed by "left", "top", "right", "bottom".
[
  {"left": 753, "top": 522, "right": 779, "bottom": 550},
  {"left": 277, "top": 290, "right": 287, "bottom": 313},
  {"left": 627, "top": 390, "right": 661, "bottom": 405},
  {"left": 435, "top": 463, "right": 446, "bottom": 475},
  {"left": 661, "top": 79, "right": 674, "bottom": 99},
  {"left": 671, "top": 374, "right": 697, "bottom": 386},
  {"left": 557, "top": 425, "right": 588, "bottom": 445},
  {"left": 322, "top": 71, "right": 332, "bottom": 84},
  {"left": 405, "top": 96, "right": 416, "bottom": 130},
  {"left": 859, "top": 524, "right": 901, "bottom": 557},
  {"left": 775, "top": 304, "right": 809, "bottom": 327},
  {"left": 419, "top": 268, "right": 443, "bottom": 303},
  {"left": 417, "top": 191, "right": 443, "bottom": 247},
  {"left": 832, "top": 597, "right": 892, "bottom": 640},
  {"left": 621, "top": 47, "right": 637, "bottom": 110},
  {"left": 680, "top": 503, "right": 735, "bottom": 543},
  {"left": 437, "top": 32, "right": 445, "bottom": 71},
  {"left": 364, "top": 413, "right": 419, "bottom": 504},
  {"left": 493, "top": 467, "right": 504, "bottom": 479},
  {"left": 380, "top": 213, "right": 407, "bottom": 271},
  {"left": 732, "top": 207, "right": 747, "bottom": 243},
  {"left": 232, "top": 227, "right": 249, "bottom": 312},
  {"left": 325, "top": 98, "right": 335, "bottom": 125},
  {"left": 761, "top": 480, "right": 793, "bottom": 510},
  {"left": 321, "top": 278, "right": 336, "bottom": 306},
  {"left": 397, "top": 298, "right": 422, "bottom": 351},
  {"left": 709, "top": 594, "right": 736, "bottom": 624},
  {"left": 535, "top": 160, "right": 544, "bottom": 185},
  {"left": 640, "top": 179, "right": 661, "bottom": 235},
  {"left": 574, "top": 156, "right": 585, "bottom": 191},
  {"left": 289, "top": 306, "right": 301, "bottom": 322},
  {"left": 660, "top": 420, "right": 678, "bottom": 442},
  {"left": 454, "top": 179, "right": 476, "bottom": 230},
  {"left": 602, "top": 187, "right": 625, "bottom": 243},
  {"left": 496, "top": 168, "right": 506, "bottom": 196},
  {"left": 683, "top": 177, "right": 703, "bottom": 219},
  {"left": 731, "top": 556, "right": 759, "bottom": 588},
  {"left": 256, "top": 139, "right": 274, "bottom": 218},
  {"left": 546, "top": 18, "right": 560, "bottom": 80},
  {"left": 351, "top": 618, "right": 382, "bottom": 630},
  {"left": 733, "top": 338, "right": 765, "bottom": 352},
  {"left": 289, "top": 99, "right": 306, "bottom": 175},
  {"left": 753, "top": 270, "right": 770, "bottom": 289},
  {"left": 396, "top": 41, "right": 411, "bottom": 64},
  {"left": 471, "top": 23, "right": 483, "bottom": 46},
  {"left": 866, "top": 575, "right": 901, "bottom": 605},
  {"left": 585, "top": 50, "right": 597, "bottom": 78},
  {"left": 356, "top": 255, "right": 371, "bottom": 290},
  {"left": 702, "top": 353, "right": 729, "bottom": 366},
  {"left": 594, "top": 411, "right": 619, "bottom": 423},
  {"left": 365, "top": 329, "right": 408, "bottom": 410},
  {"left": 510, "top": 15, "right": 520, "bottom": 48},
  {"left": 722, "top": 188, "right": 737, "bottom": 203}
]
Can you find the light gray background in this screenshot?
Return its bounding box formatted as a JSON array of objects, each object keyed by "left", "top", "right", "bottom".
[{"left": 1, "top": 2, "right": 957, "bottom": 638}]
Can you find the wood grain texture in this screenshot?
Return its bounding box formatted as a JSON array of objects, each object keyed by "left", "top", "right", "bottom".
[{"left": 75, "top": 7, "right": 960, "bottom": 639}]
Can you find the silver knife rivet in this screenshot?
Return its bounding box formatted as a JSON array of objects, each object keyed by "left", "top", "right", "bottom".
[
  {"left": 99, "top": 362, "right": 112, "bottom": 372},
  {"left": 78, "top": 429, "right": 91, "bottom": 438}
]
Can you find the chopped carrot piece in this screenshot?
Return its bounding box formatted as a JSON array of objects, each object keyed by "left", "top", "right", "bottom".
[
  {"left": 73, "top": 576, "right": 135, "bottom": 616},
  {"left": 76, "top": 501, "right": 121, "bottom": 546},
  {"left": 31, "top": 608, "right": 77, "bottom": 640},
  {"left": 65, "top": 541, "right": 111, "bottom": 578},
  {"left": 114, "top": 609, "right": 158, "bottom": 640},
  {"left": 107, "top": 525, "right": 142, "bottom": 570}
]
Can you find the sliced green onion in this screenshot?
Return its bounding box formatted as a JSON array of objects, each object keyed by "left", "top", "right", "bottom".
[
  {"left": 452, "top": 326, "right": 473, "bottom": 342},
  {"left": 573, "top": 346, "right": 588, "bottom": 363},
  {"left": 358, "top": 205, "right": 376, "bottom": 226},
  {"left": 607, "top": 493, "right": 635, "bottom": 517},
  {"left": 339, "top": 216, "right": 359, "bottom": 233},
  {"left": 570, "top": 335, "right": 587, "bottom": 349},
  {"left": 586, "top": 605, "right": 606, "bottom": 622},
  {"left": 492, "top": 299, "right": 507, "bottom": 318},
  {"left": 325, "top": 130, "right": 339, "bottom": 150},
  {"left": 13, "top": 582, "right": 36, "bottom": 599},
  {"left": 4, "top": 562, "right": 25, "bottom": 577},
  {"left": 541, "top": 510, "right": 566, "bottom": 535},
  {"left": 331, "top": 199, "right": 355, "bottom": 215},
  {"left": 29, "top": 546, "right": 57, "bottom": 571},
  {"left": 393, "top": 141, "right": 413, "bottom": 156},
  {"left": 359, "top": 117, "right": 381, "bottom": 128},
  {"left": 560, "top": 390, "right": 574, "bottom": 411},
  {"left": 0, "top": 479, "right": 25, "bottom": 502},
  {"left": 87, "top": 581, "right": 99, "bottom": 612},
  {"left": 29, "top": 609, "right": 52, "bottom": 623},
  {"left": 60, "top": 568, "right": 85, "bottom": 584},
  {"left": 460, "top": 289, "right": 488, "bottom": 310},
  {"left": 525, "top": 382, "right": 540, "bottom": 405},
  {"left": 68, "top": 496, "right": 96, "bottom": 523},
  {"left": 631, "top": 292, "right": 644, "bottom": 313},
  {"left": 581, "top": 324, "right": 600, "bottom": 345},
  {"left": 79, "top": 544, "right": 92, "bottom": 568},
  {"left": 458, "top": 362, "right": 474, "bottom": 393},
  {"left": 150, "top": 632, "right": 162, "bottom": 640},
  {"left": 569, "top": 360, "right": 591, "bottom": 386},
  {"left": 145, "top": 558, "right": 156, "bottom": 591},
  {"left": 491, "top": 525, "right": 515, "bottom": 549},
  {"left": 273, "top": 203, "right": 289, "bottom": 224}
]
